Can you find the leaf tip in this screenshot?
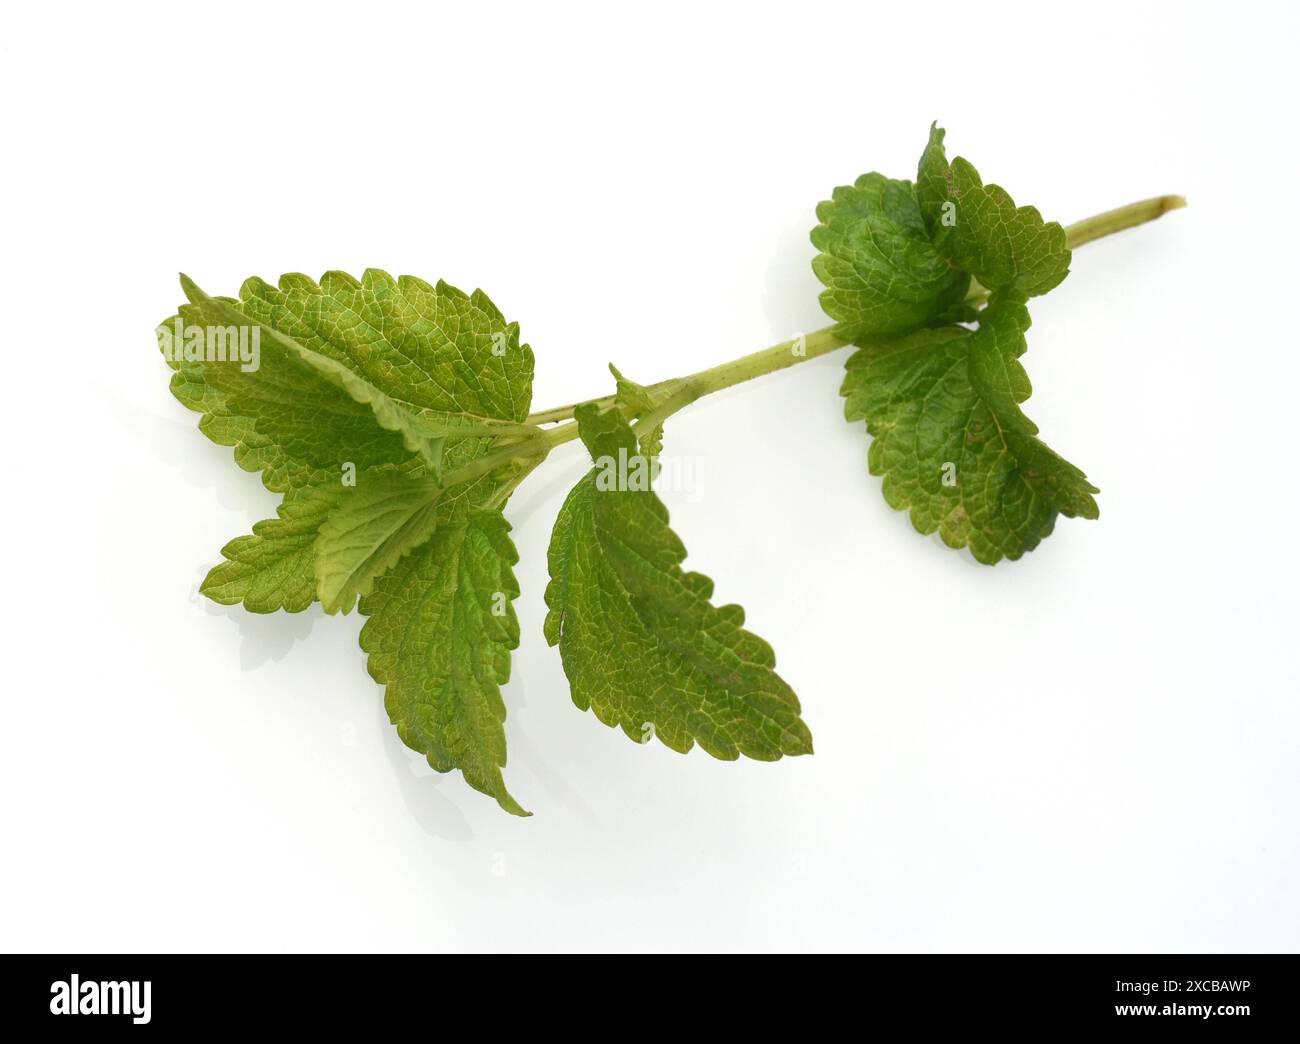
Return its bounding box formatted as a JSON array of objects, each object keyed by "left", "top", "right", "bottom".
[
  {"left": 498, "top": 791, "right": 532, "bottom": 817},
  {"left": 789, "top": 730, "right": 814, "bottom": 757},
  {"left": 178, "top": 272, "right": 206, "bottom": 305}
]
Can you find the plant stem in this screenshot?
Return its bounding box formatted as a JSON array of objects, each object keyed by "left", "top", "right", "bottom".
[
  {"left": 630, "top": 327, "right": 850, "bottom": 437},
  {"left": 436, "top": 411, "right": 583, "bottom": 490},
  {"left": 525, "top": 380, "right": 678, "bottom": 425},
  {"left": 482, "top": 193, "right": 1186, "bottom": 481},
  {"left": 959, "top": 195, "right": 1187, "bottom": 303},
  {"left": 525, "top": 330, "right": 853, "bottom": 429},
  {"left": 1064, "top": 194, "right": 1185, "bottom": 249},
  {"left": 525, "top": 194, "right": 1184, "bottom": 429}
]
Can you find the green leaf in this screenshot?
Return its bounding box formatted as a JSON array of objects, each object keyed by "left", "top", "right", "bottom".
[
  {"left": 201, "top": 464, "right": 437, "bottom": 617},
  {"left": 609, "top": 363, "right": 655, "bottom": 414},
  {"left": 165, "top": 269, "right": 537, "bottom": 491},
  {"left": 811, "top": 172, "right": 972, "bottom": 339},
  {"left": 916, "top": 123, "right": 1071, "bottom": 296},
  {"left": 180, "top": 275, "right": 449, "bottom": 472},
  {"left": 159, "top": 307, "right": 413, "bottom": 494},
  {"left": 180, "top": 275, "right": 541, "bottom": 477},
  {"left": 201, "top": 484, "right": 347, "bottom": 613},
  {"left": 544, "top": 404, "right": 812, "bottom": 760},
  {"left": 167, "top": 269, "right": 536, "bottom": 604},
  {"left": 315, "top": 469, "right": 443, "bottom": 615},
  {"left": 609, "top": 363, "right": 663, "bottom": 457},
  {"left": 164, "top": 271, "right": 537, "bottom": 814},
  {"left": 234, "top": 269, "right": 534, "bottom": 437},
  {"left": 841, "top": 292, "right": 1098, "bottom": 564},
  {"left": 359, "top": 509, "right": 529, "bottom": 816}
]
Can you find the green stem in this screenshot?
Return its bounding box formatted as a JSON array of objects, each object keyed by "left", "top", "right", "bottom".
[
  {"left": 474, "top": 193, "right": 1185, "bottom": 486},
  {"left": 436, "top": 412, "right": 581, "bottom": 490},
  {"left": 631, "top": 327, "right": 849, "bottom": 437},
  {"left": 960, "top": 195, "right": 1186, "bottom": 303},
  {"left": 525, "top": 194, "right": 1184, "bottom": 429},
  {"left": 526, "top": 329, "right": 850, "bottom": 430},
  {"left": 1064, "top": 194, "right": 1186, "bottom": 249},
  {"left": 525, "top": 379, "right": 678, "bottom": 425}
]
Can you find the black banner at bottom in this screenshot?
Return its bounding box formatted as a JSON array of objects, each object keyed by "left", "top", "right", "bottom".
[{"left": 4, "top": 955, "right": 1291, "bottom": 1032}]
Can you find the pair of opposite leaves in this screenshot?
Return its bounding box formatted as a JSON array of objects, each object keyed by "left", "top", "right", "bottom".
[{"left": 163, "top": 125, "right": 1096, "bottom": 815}]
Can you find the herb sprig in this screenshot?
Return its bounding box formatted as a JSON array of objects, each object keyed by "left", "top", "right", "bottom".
[{"left": 159, "top": 125, "right": 1183, "bottom": 814}]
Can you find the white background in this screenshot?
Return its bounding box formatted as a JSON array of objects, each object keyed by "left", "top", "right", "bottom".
[{"left": 1, "top": 0, "right": 1296, "bottom": 953}]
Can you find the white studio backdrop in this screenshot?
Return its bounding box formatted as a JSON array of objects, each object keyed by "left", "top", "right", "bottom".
[{"left": 0, "top": 0, "right": 1296, "bottom": 952}]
